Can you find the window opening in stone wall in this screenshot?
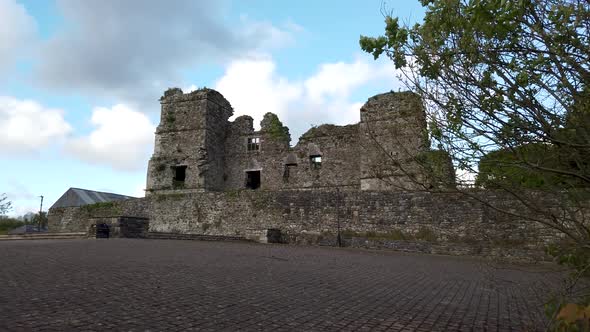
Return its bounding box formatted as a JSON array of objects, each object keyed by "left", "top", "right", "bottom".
[
  {"left": 245, "top": 170, "right": 261, "bottom": 189},
  {"left": 247, "top": 137, "right": 260, "bottom": 151},
  {"left": 310, "top": 156, "right": 322, "bottom": 169},
  {"left": 283, "top": 165, "right": 297, "bottom": 182},
  {"left": 172, "top": 165, "right": 187, "bottom": 188}
]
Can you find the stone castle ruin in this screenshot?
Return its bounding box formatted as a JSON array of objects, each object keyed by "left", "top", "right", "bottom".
[
  {"left": 146, "top": 87, "right": 453, "bottom": 194},
  {"left": 48, "top": 87, "right": 558, "bottom": 261}
]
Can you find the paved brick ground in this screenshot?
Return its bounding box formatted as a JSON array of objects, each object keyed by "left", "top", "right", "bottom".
[{"left": 0, "top": 239, "right": 564, "bottom": 331}]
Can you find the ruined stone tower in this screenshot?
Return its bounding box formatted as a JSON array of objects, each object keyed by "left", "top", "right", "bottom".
[
  {"left": 359, "top": 91, "right": 430, "bottom": 190},
  {"left": 146, "top": 88, "right": 233, "bottom": 194}
]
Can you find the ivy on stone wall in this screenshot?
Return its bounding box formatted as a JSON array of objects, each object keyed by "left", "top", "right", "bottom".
[
  {"left": 261, "top": 112, "right": 290, "bottom": 143},
  {"left": 416, "top": 150, "right": 455, "bottom": 188},
  {"left": 80, "top": 201, "right": 122, "bottom": 215}
]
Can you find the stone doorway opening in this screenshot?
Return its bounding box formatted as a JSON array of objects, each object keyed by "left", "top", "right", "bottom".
[
  {"left": 245, "top": 170, "right": 261, "bottom": 190},
  {"left": 96, "top": 223, "right": 110, "bottom": 238}
]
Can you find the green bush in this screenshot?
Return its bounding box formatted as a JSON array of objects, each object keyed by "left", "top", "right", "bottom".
[{"left": 0, "top": 218, "right": 26, "bottom": 235}]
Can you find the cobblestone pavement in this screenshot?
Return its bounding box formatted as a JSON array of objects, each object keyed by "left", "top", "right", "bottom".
[{"left": 0, "top": 239, "right": 564, "bottom": 331}]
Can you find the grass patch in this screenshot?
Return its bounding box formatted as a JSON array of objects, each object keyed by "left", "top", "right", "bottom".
[
  {"left": 341, "top": 227, "right": 439, "bottom": 242},
  {"left": 225, "top": 190, "right": 240, "bottom": 199},
  {"left": 414, "top": 227, "right": 438, "bottom": 242},
  {"left": 341, "top": 229, "right": 410, "bottom": 241}
]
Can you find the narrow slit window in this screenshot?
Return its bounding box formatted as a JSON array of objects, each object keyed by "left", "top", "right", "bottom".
[
  {"left": 247, "top": 137, "right": 260, "bottom": 151},
  {"left": 310, "top": 156, "right": 322, "bottom": 169}
]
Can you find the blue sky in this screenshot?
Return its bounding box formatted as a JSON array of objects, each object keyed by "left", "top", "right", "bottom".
[{"left": 0, "top": 0, "right": 425, "bottom": 215}]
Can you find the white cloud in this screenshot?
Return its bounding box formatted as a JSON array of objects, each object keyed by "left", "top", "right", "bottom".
[
  {"left": 65, "top": 104, "right": 156, "bottom": 171},
  {"left": 34, "top": 1, "right": 301, "bottom": 110},
  {"left": 0, "top": 0, "right": 36, "bottom": 74},
  {"left": 0, "top": 96, "right": 72, "bottom": 153},
  {"left": 133, "top": 184, "right": 146, "bottom": 198},
  {"left": 215, "top": 57, "right": 303, "bottom": 129},
  {"left": 304, "top": 59, "right": 393, "bottom": 103},
  {"left": 237, "top": 15, "right": 304, "bottom": 51},
  {"left": 183, "top": 84, "right": 198, "bottom": 93},
  {"left": 212, "top": 56, "right": 399, "bottom": 142},
  {"left": 12, "top": 205, "right": 38, "bottom": 218}
]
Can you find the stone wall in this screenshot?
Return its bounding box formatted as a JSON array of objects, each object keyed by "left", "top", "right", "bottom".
[{"left": 49, "top": 190, "right": 560, "bottom": 260}]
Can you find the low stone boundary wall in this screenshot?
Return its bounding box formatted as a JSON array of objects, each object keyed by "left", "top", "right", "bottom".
[
  {"left": 314, "top": 235, "right": 549, "bottom": 262},
  {"left": 48, "top": 189, "right": 564, "bottom": 261},
  {"left": 148, "top": 232, "right": 251, "bottom": 242},
  {"left": 0, "top": 232, "right": 87, "bottom": 241}
]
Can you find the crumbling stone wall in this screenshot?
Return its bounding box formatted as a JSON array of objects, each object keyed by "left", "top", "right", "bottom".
[
  {"left": 223, "top": 113, "right": 292, "bottom": 191},
  {"left": 146, "top": 87, "right": 451, "bottom": 193},
  {"left": 146, "top": 88, "right": 233, "bottom": 194},
  {"left": 223, "top": 116, "right": 361, "bottom": 191}
]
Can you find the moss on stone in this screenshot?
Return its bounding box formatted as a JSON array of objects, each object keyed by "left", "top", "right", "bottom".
[
  {"left": 341, "top": 229, "right": 409, "bottom": 241},
  {"left": 341, "top": 227, "right": 438, "bottom": 243},
  {"left": 81, "top": 201, "right": 122, "bottom": 215},
  {"left": 201, "top": 222, "right": 210, "bottom": 232},
  {"left": 154, "top": 192, "right": 187, "bottom": 202},
  {"left": 250, "top": 195, "right": 269, "bottom": 210},
  {"left": 417, "top": 149, "right": 455, "bottom": 187},
  {"left": 414, "top": 226, "right": 438, "bottom": 242},
  {"left": 225, "top": 190, "right": 240, "bottom": 199},
  {"left": 165, "top": 113, "right": 176, "bottom": 124},
  {"left": 172, "top": 180, "right": 185, "bottom": 189}
]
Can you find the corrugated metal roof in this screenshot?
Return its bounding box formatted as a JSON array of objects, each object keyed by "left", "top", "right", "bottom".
[{"left": 50, "top": 188, "right": 135, "bottom": 209}]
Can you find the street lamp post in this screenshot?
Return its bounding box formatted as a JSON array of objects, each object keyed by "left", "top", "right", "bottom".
[
  {"left": 336, "top": 187, "right": 342, "bottom": 247},
  {"left": 38, "top": 195, "right": 44, "bottom": 232}
]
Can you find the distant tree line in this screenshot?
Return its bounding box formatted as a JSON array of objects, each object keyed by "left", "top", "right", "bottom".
[{"left": 0, "top": 193, "right": 47, "bottom": 234}]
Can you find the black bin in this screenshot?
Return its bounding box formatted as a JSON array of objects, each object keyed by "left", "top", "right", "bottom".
[{"left": 96, "top": 223, "right": 110, "bottom": 239}]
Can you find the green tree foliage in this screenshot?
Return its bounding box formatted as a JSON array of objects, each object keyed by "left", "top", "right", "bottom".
[
  {"left": 360, "top": 0, "right": 589, "bottom": 189},
  {"left": 361, "top": 1, "right": 589, "bottom": 325},
  {"left": 32, "top": 211, "right": 48, "bottom": 229},
  {"left": 476, "top": 142, "right": 590, "bottom": 189},
  {"left": 0, "top": 193, "right": 12, "bottom": 217}
]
